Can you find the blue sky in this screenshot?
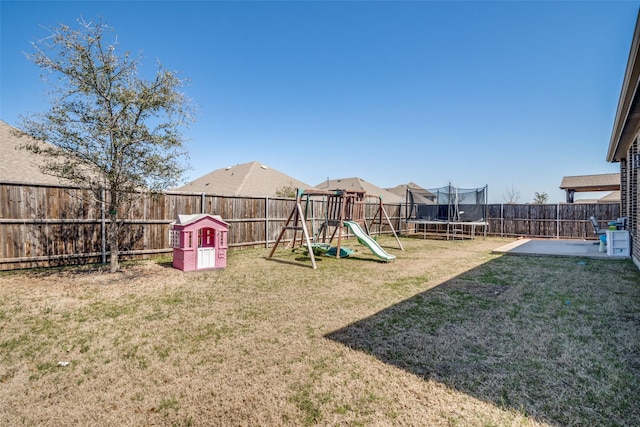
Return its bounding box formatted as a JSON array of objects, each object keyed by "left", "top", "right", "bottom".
[{"left": 1, "top": 1, "right": 638, "bottom": 203}]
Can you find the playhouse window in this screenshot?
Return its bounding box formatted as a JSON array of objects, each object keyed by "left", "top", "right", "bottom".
[
  {"left": 198, "top": 228, "right": 214, "bottom": 246},
  {"left": 169, "top": 230, "right": 180, "bottom": 248}
]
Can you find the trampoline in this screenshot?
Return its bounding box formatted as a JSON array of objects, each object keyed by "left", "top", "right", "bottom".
[{"left": 406, "top": 184, "right": 488, "bottom": 239}]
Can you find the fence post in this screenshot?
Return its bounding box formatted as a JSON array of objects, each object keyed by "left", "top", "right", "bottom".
[
  {"left": 265, "top": 196, "right": 269, "bottom": 248},
  {"left": 501, "top": 204, "right": 504, "bottom": 237},
  {"left": 556, "top": 203, "right": 560, "bottom": 239},
  {"left": 201, "top": 192, "right": 205, "bottom": 213}
]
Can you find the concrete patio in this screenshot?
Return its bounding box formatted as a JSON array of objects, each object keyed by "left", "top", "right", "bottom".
[{"left": 493, "top": 238, "right": 629, "bottom": 260}]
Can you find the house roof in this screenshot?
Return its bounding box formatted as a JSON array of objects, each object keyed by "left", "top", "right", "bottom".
[
  {"left": 0, "top": 120, "right": 70, "bottom": 186},
  {"left": 384, "top": 182, "right": 424, "bottom": 198},
  {"left": 173, "top": 161, "right": 315, "bottom": 197},
  {"left": 574, "top": 191, "right": 621, "bottom": 204},
  {"left": 315, "top": 177, "right": 403, "bottom": 203},
  {"left": 599, "top": 190, "right": 621, "bottom": 202},
  {"left": 608, "top": 9, "right": 640, "bottom": 163},
  {"left": 385, "top": 182, "right": 437, "bottom": 203},
  {"left": 559, "top": 173, "right": 620, "bottom": 192}
]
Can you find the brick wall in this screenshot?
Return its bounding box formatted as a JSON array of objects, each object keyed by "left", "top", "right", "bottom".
[
  {"left": 621, "top": 157, "right": 628, "bottom": 219},
  {"left": 630, "top": 137, "right": 639, "bottom": 268}
]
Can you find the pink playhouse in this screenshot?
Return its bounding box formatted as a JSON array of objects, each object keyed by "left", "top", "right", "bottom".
[{"left": 170, "top": 214, "right": 229, "bottom": 271}]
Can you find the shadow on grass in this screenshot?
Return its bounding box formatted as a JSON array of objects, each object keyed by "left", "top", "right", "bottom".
[
  {"left": 265, "top": 247, "right": 394, "bottom": 268},
  {"left": 264, "top": 256, "right": 319, "bottom": 269},
  {"left": 325, "top": 255, "right": 640, "bottom": 426}
]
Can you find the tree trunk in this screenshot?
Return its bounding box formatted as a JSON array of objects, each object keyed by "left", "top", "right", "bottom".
[{"left": 109, "top": 211, "right": 119, "bottom": 273}]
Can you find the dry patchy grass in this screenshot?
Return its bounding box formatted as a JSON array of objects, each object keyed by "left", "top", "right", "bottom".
[{"left": 0, "top": 237, "right": 638, "bottom": 426}]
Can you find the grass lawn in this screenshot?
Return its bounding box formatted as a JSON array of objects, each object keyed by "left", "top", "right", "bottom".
[{"left": 0, "top": 236, "right": 638, "bottom": 426}]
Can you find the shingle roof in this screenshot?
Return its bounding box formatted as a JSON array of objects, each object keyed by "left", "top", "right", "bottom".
[
  {"left": 598, "top": 190, "right": 621, "bottom": 202},
  {"left": 385, "top": 182, "right": 435, "bottom": 202},
  {"left": 559, "top": 173, "right": 620, "bottom": 192},
  {"left": 0, "top": 120, "right": 70, "bottom": 186},
  {"left": 173, "top": 161, "right": 316, "bottom": 197},
  {"left": 572, "top": 191, "right": 620, "bottom": 203},
  {"left": 315, "top": 177, "right": 403, "bottom": 203}
]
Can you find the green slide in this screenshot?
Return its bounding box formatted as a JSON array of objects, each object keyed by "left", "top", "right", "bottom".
[{"left": 343, "top": 221, "right": 396, "bottom": 261}]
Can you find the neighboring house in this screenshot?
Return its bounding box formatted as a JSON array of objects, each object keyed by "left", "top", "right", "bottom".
[
  {"left": 0, "top": 120, "right": 70, "bottom": 186},
  {"left": 559, "top": 173, "right": 621, "bottom": 203},
  {"left": 572, "top": 191, "right": 621, "bottom": 204},
  {"left": 598, "top": 191, "right": 622, "bottom": 203},
  {"left": 315, "top": 177, "right": 403, "bottom": 204},
  {"left": 174, "top": 161, "right": 315, "bottom": 197},
  {"left": 386, "top": 182, "right": 437, "bottom": 204},
  {"left": 607, "top": 10, "right": 640, "bottom": 269}
]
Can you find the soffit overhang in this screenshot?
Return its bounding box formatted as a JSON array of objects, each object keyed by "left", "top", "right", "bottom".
[{"left": 608, "top": 9, "right": 640, "bottom": 163}]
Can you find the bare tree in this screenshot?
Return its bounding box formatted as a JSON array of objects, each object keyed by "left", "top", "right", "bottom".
[
  {"left": 502, "top": 185, "right": 521, "bottom": 204},
  {"left": 18, "top": 17, "right": 195, "bottom": 272}
]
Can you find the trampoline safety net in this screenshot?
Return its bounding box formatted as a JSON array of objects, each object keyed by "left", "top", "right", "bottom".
[{"left": 407, "top": 184, "right": 488, "bottom": 222}]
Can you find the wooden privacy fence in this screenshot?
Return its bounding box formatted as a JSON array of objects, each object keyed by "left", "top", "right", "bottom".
[
  {"left": 0, "top": 182, "right": 621, "bottom": 270},
  {"left": 486, "top": 203, "right": 621, "bottom": 239}
]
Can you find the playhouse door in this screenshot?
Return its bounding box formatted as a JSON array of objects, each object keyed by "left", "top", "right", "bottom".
[{"left": 197, "top": 247, "right": 216, "bottom": 269}]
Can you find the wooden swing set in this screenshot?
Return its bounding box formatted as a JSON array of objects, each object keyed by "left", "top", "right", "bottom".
[{"left": 267, "top": 188, "right": 403, "bottom": 269}]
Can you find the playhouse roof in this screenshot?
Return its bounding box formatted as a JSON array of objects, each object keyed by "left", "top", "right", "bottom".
[
  {"left": 172, "top": 213, "right": 228, "bottom": 226},
  {"left": 173, "top": 161, "right": 315, "bottom": 197},
  {"left": 315, "top": 177, "right": 403, "bottom": 203}
]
